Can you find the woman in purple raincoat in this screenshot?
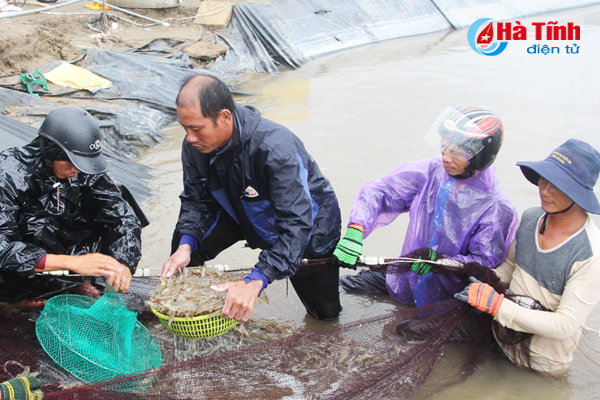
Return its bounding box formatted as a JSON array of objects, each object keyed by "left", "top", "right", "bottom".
[{"left": 332, "top": 105, "right": 518, "bottom": 307}]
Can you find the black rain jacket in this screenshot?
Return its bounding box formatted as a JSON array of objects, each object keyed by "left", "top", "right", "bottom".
[
  {"left": 175, "top": 104, "right": 341, "bottom": 283},
  {"left": 0, "top": 139, "right": 143, "bottom": 278}
]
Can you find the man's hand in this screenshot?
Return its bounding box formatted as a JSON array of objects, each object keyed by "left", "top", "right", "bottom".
[
  {"left": 0, "top": 376, "right": 43, "bottom": 400},
  {"left": 454, "top": 277, "right": 504, "bottom": 316},
  {"left": 330, "top": 225, "right": 364, "bottom": 269},
  {"left": 161, "top": 244, "right": 192, "bottom": 280},
  {"left": 211, "top": 279, "right": 263, "bottom": 322}
]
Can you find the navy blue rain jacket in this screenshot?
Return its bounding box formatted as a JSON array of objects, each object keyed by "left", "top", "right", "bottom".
[{"left": 175, "top": 104, "right": 341, "bottom": 283}]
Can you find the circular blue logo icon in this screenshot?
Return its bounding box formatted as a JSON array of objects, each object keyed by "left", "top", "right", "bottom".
[{"left": 468, "top": 18, "right": 508, "bottom": 56}]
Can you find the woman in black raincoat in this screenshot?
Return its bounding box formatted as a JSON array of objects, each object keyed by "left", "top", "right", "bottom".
[{"left": 0, "top": 106, "right": 143, "bottom": 300}]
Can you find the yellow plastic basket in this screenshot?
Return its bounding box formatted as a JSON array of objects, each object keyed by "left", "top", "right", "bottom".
[{"left": 150, "top": 307, "right": 238, "bottom": 340}]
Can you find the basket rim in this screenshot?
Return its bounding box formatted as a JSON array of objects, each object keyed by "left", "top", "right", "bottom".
[
  {"left": 36, "top": 298, "right": 163, "bottom": 381},
  {"left": 149, "top": 306, "right": 236, "bottom": 323}
]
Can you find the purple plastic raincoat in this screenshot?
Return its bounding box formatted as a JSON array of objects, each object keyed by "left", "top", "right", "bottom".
[{"left": 349, "top": 156, "right": 518, "bottom": 306}]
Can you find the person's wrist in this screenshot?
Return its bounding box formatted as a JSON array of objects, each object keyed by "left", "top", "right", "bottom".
[
  {"left": 490, "top": 293, "right": 504, "bottom": 316},
  {"left": 344, "top": 226, "right": 363, "bottom": 242},
  {"left": 249, "top": 279, "right": 263, "bottom": 290},
  {"left": 44, "top": 254, "right": 70, "bottom": 272},
  {"left": 177, "top": 243, "right": 192, "bottom": 255},
  {"left": 348, "top": 223, "right": 364, "bottom": 233},
  {"left": 244, "top": 268, "right": 269, "bottom": 296}
]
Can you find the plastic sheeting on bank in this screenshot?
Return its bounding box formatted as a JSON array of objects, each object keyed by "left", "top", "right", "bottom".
[
  {"left": 211, "top": 0, "right": 600, "bottom": 75},
  {"left": 213, "top": 0, "right": 452, "bottom": 75}
]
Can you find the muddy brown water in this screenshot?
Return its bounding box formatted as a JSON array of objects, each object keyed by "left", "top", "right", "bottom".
[{"left": 136, "top": 4, "right": 600, "bottom": 398}]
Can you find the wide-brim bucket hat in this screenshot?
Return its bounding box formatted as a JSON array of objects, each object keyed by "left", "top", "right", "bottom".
[{"left": 517, "top": 138, "right": 600, "bottom": 214}]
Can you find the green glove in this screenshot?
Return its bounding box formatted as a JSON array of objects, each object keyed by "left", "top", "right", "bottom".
[
  {"left": 0, "top": 376, "right": 44, "bottom": 400},
  {"left": 411, "top": 249, "right": 438, "bottom": 275},
  {"left": 330, "top": 226, "right": 364, "bottom": 269}
]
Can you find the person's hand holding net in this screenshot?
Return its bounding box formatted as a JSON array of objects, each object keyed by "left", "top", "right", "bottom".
[
  {"left": 455, "top": 276, "right": 504, "bottom": 316},
  {"left": 410, "top": 249, "right": 439, "bottom": 275},
  {"left": 330, "top": 225, "right": 364, "bottom": 269}
]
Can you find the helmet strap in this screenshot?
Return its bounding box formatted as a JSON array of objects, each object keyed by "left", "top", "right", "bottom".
[
  {"left": 39, "top": 137, "right": 53, "bottom": 171},
  {"left": 539, "top": 201, "right": 576, "bottom": 234},
  {"left": 39, "top": 137, "right": 69, "bottom": 172},
  {"left": 449, "top": 163, "right": 475, "bottom": 180}
]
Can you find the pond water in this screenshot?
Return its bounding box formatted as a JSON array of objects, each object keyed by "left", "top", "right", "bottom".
[{"left": 136, "top": 4, "right": 600, "bottom": 399}]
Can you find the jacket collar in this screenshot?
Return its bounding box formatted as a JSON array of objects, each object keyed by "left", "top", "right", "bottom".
[{"left": 208, "top": 108, "right": 241, "bottom": 164}]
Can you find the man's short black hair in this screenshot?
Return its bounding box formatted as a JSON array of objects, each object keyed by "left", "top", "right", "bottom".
[{"left": 176, "top": 74, "right": 236, "bottom": 125}]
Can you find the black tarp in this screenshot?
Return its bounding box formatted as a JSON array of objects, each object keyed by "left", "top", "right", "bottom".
[{"left": 0, "top": 46, "right": 216, "bottom": 203}]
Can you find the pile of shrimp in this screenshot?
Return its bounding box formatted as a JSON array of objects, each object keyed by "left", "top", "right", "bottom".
[{"left": 148, "top": 267, "right": 245, "bottom": 322}]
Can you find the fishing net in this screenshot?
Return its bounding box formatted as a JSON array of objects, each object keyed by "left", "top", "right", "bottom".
[
  {"left": 35, "top": 289, "right": 162, "bottom": 385},
  {"left": 0, "top": 307, "right": 41, "bottom": 383},
  {"left": 0, "top": 250, "right": 599, "bottom": 399}
]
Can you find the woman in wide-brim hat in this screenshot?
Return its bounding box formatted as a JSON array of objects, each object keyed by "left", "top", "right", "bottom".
[{"left": 455, "top": 138, "right": 600, "bottom": 377}]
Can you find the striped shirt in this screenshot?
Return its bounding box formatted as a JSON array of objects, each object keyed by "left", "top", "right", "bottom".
[{"left": 494, "top": 207, "right": 600, "bottom": 376}]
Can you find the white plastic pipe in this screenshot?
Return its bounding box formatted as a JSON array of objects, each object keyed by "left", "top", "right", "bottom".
[
  {"left": 0, "top": 0, "right": 169, "bottom": 27},
  {"left": 0, "top": 0, "right": 84, "bottom": 19},
  {"left": 105, "top": 2, "right": 169, "bottom": 26}
]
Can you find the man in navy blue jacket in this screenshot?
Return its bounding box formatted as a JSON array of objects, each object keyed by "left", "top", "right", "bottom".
[{"left": 161, "top": 74, "right": 342, "bottom": 321}]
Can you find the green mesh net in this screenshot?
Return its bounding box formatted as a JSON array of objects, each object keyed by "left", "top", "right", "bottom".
[{"left": 35, "top": 290, "right": 162, "bottom": 384}]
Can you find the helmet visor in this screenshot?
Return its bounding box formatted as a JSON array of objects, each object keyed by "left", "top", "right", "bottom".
[
  {"left": 424, "top": 107, "right": 486, "bottom": 160},
  {"left": 68, "top": 152, "right": 108, "bottom": 175}
]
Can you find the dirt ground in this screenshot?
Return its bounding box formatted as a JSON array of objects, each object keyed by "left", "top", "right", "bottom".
[{"left": 0, "top": 0, "right": 247, "bottom": 77}]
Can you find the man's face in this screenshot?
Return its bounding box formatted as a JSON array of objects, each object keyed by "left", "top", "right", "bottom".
[
  {"left": 177, "top": 104, "right": 233, "bottom": 154},
  {"left": 53, "top": 160, "right": 80, "bottom": 179},
  {"left": 538, "top": 176, "right": 574, "bottom": 213},
  {"left": 441, "top": 141, "right": 469, "bottom": 176}
]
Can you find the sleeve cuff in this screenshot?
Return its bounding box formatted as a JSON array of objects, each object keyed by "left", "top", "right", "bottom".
[
  {"left": 494, "top": 297, "right": 518, "bottom": 328},
  {"left": 35, "top": 254, "right": 47, "bottom": 271},
  {"left": 179, "top": 234, "right": 198, "bottom": 252},
  {"left": 348, "top": 223, "right": 364, "bottom": 233},
  {"left": 243, "top": 268, "right": 269, "bottom": 297}
]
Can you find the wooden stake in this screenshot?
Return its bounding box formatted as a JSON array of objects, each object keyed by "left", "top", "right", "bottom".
[{"left": 101, "top": 0, "right": 108, "bottom": 30}]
